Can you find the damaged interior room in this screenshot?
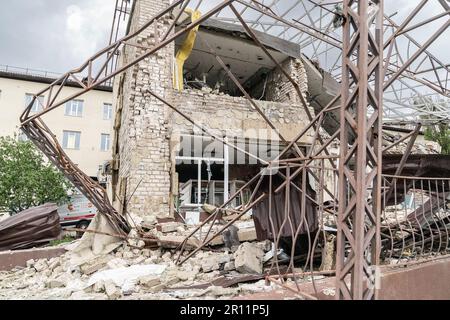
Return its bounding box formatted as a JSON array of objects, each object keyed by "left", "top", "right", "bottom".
[{"left": 0, "top": 0, "right": 449, "bottom": 301}]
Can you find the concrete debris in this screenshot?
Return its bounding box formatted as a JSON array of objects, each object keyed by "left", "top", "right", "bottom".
[
  {"left": 107, "top": 258, "right": 128, "bottom": 269},
  {"left": 201, "top": 204, "right": 218, "bottom": 214},
  {"left": 87, "top": 264, "right": 167, "bottom": 292},
  {"left": 26, "top": 259, "right": 35, "bottom": 268},
  {"left": 48, "top": 258, "right": 61, "bottom": 271},
  {"left": 33, "top": 259, "right": 48, "bottom": 272},
  {"left": 201, "top": 256, "right": 221, "bottom": 273},
  {"left": 104, "top": 280, "right": 122, "bottom": 299},
  {"left": 139, "top": 275, "right": 161, "bottom": 288},
  {"left": 80, "top": 255, "right": 111, "bottom": 275},
  {"left": 158, "top": 235, "right": 201, "bottom": 250},
  {"left": 194, "top": 286, "right": 238, "bottom": 297},
  {"left": 223, "top": 261, "right": 235, "bottom": 272},
  {"left": 93, "top": 280, "right": 105, "bottom": 293},
  {"left": 158, "top": 222, "right": 183, "bottom": 233},
  {"left": 234, "top": 242, "right": 265, "bottom": 274},
  {"left": 176, "top": 268, "right": 200, "bottom": 281},
  {"left": 237, "top": 228, "right": 258, "bottom": 243},
  {"left": 161, "top": 270, "right": 181, "bottom": 287},
  {"left": 142, "top": 215, "right": 157, "bottom": 227},
  {"left": 46, "top": 275, "right": 68, "bottom": 288},
  {"left": 0, "top": 210, "right": 277, "bottom": 300}
]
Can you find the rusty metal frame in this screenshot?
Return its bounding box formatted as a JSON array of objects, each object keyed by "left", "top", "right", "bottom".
[
  {"left": 335, "top": 0, "right": 384, "bottom": 300},
  {"left": 19, "top": 0, "right": 235, "bottom": 234}
]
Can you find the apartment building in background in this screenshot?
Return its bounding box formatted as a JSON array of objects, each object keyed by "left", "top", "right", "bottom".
[{"left": 0, "top": 65, "right": 114, "bottom": 178}]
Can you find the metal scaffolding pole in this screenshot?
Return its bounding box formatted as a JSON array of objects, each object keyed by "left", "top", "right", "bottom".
[{"left": 336, "top": 0, "right": 384, "bottom": 300}]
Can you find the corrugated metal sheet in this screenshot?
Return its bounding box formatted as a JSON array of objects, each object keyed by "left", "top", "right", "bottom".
[
  {"left": 0, "top": 203, "right": 62, "bottom": 251},
  {"left": 252, "top": 174, "right": 318, "bottom": 241}
]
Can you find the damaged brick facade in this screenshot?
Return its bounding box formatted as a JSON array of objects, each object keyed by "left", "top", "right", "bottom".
[
  {"left": 112, "top": 0, "right": 314, "bottom": 219},
  {"left": 112, "top": 0, "right": 173, "bottom": 219},
  {"left": 250, "top": 57, "right": 309, "bottom": 104}
]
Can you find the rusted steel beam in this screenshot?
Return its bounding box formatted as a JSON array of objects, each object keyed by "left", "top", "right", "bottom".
[
  {"left": 382, "top": 126, "right": 420, "bottom": 153},
  {"left": 382, "top": 123, "right": 422, "bottom": 206},
  {"left": 384, "top": 19, "right": 450, "bottom": 90},
  {"left": 336, "top": 0, "right": 384, "bottom": 300},
  {"left": 21, "top": 0, "right": 234, "bottom": 125}
]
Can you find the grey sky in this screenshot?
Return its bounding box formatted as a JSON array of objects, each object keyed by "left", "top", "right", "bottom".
[
  {"left": 0, "top": 0, "right": 447, "bottom": 76},
  {"left": 0, "top": 0, "right": 115, "bottom": 74}
]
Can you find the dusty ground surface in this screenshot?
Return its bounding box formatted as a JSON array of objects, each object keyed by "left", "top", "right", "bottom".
[{"left": 0, "top": 240, "right": 293, "bottom": 300}]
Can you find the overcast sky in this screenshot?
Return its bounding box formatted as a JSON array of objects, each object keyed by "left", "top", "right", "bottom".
[
  {"left": 0, "top": 0, "right": 447, "bottom": 75},
  {"left": 0, "top": 0, "right": 115, "bottom": 74}
]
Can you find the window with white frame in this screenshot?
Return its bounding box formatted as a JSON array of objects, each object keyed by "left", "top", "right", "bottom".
[
  {"left": 65, "top": 100, "right": 83, "bottom": 117},
  {"left": 100, "top": 133, "right": 110, "bottom": 151},
  {"left": 25, "top": 94, "right": 44, "bottom": 112},
  {"left": 103, "top": 103, "right": 113, "bottom": 120},
  {"left": 62, "top": 131, "right": 81, "bottom": 150}
]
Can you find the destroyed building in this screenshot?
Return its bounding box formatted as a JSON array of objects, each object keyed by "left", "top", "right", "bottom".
[
  {"left": 110, "top": 0, "right": 316, "bottom": 220},
  {"left": 9, "top": 0, "right": 450, "bottom": 301}
]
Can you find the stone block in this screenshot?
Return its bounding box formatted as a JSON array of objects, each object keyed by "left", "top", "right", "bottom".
[
  {"left": 139, "top": 275, "right": 161, "bottom": 288},
  {"left": 233, "top": 242, "right": 264, "bottom": 274},
  {"left": 80, "top": 256, "right": 111, "bottom": 275},
  {"left": 104, "top": 280, "right": 122, "bottom": 300}
]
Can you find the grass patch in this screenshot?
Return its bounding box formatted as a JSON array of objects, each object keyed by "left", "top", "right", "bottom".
[{"left": 49, "top": 235, "right": 75, "bottom": 246}]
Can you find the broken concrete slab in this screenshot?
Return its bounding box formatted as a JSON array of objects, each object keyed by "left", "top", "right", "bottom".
[
  {"left": 48, "top": 258, "right": 61, "bottom": 271},
  {"left": 107, "top": 258, "right": 128, "bottom": 269},
  {"left": 139, "top": 275, "right": 161, "bottom": 288},
  {"left": 237, "top": 228, "right": 257, "bottom": 242},
  {"left": 158, "top": 235, "right": 201, "bottom": 250},
  {"left": 157, "top": 222, "right": 183, "bottom": 233},
  {"left": 104, "top": 280, "right": 122, "bottom": 300},
  {"left": 148, "top": 283, "right": 166, "bottom": 293},
  {"left": 26, "top": 259, "right": 35, "bottom": 268},
  {"left": 88, "top": 264, "right": 167, "bottom": 292},
  {"left": 93, "top": 280, "right": 105, "bottom": 293},
  {"left": 122, "top": 251, "right": 134, "bottom": 259},
  {"left": 46, "top": 275, "right": 68, "bottom": 288},
  {"left": 201, "top": 255, "right": 223, "bottom": 273},
  {"left": 80, "top": 255, "right": 111, "bottom": 275},
  {"left": 33, "top": 259, "right": 48, "bottom": 272},
  {"left": 176, "top": 268, "right": 200, "bottom": 281},
  {"left": 234, "top": 242, "right": 264, "bottom": 274},
  {"left": 224, "top": 261, "right": 235, "bottom": 272}
]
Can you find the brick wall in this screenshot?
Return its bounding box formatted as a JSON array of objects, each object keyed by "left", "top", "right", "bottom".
[
  {"left": 114, "top": 0, "right": 174, "bottom": 220},
  {"left": 170, "top": 89, "right": 314, "bottom": 144},
  {"left": 250, "top": 57, "right": 309, "bottom": 104},
  {"left": 113, "top": 0, "right": 313, "bottom": 219}
]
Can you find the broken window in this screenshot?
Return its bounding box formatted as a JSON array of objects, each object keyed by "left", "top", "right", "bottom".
[{"left": 174, "top": 134, "right": 273, "bottom": 219}]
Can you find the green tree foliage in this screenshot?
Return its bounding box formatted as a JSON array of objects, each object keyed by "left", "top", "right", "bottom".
[
  {"left": 414, "top": 95, "right": 450, "bottom": 155},
  {"left": 0, "top": 136, "right": 72, "bottom": 214},
  {"left": 424, "top": 123, "right": 450, "bottom": 155}
]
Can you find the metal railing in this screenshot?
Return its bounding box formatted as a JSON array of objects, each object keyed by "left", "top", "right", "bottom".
[
  {"left": 381, "top": 175, "right": 450, "bottom": 263},
  {"left": 0, "top": 64, "right": 62, "bottom": 79}
]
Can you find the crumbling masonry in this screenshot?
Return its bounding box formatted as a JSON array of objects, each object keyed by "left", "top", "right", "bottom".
[{"left": 111, "top": 0, "right": 313, "bottom": 220}]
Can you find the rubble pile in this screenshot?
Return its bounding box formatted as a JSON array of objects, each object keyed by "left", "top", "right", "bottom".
[
  {"left": 0, "top": 240, "right": 279, "bottom": 300},
  {"left": 382, "top": 131, "right": 440, "bottom": 155},
  {"left": 0, "top": 207, "right": 339, "bottom": 300},
  {"left": 0, "top": 211, "right": 293, "bottom": 300},
  {"left": 381, "top": 193, "right": 450, "bottom": 262}
]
